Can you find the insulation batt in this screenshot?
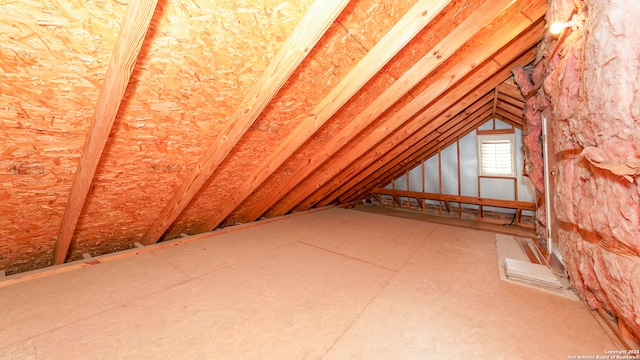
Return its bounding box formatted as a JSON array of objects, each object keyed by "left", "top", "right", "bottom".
[{"left": 516, "top": 0, "right": 640, "bottom": 340}]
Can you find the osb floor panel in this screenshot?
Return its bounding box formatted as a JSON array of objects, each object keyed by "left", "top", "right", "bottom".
[{"left": 0, "top": 208, "right": 621, "bottom": 359}]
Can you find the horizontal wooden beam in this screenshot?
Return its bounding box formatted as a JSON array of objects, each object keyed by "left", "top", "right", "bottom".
[
  {"left": 372, "top": 188, "right": 536, "bottom": 210},
  {"left": 139, "top": 0, "right": 351, "bottom": 245},
  {"left": 52, "top": 0, "right": 159, "bottom": 265},
  {"left": 476, "top": 128, "right": 515, "bottom": 135}
]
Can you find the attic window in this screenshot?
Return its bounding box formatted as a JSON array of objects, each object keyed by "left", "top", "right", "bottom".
[{"left": 477, "top": 133, "right": 516, "bottom": 177}]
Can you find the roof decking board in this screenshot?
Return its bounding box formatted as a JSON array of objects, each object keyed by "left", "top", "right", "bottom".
[
  {"left": 135, "top": 0, "right": 346, "bottom": 245},
  {"left": 165, "top": 20, "right": 366, "bottom": 239},
  {"left": 0, "top": 0, "right": 125, "bottom": 272},
  {"left": 167, "top": 0, "right": 441, "bottom": 236},
  {"left": 187, "top": 0, "right": 452, "bottom": 233},
  {"left": 49, "top": 0, "right": 315, "bottom": 260},
  {"left": 223, "top": 68, "right": 399, "bottom": 227}
]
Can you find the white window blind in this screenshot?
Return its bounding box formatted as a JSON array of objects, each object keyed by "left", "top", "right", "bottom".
[{"left": 477, "top": 133, "right": 516, "bottom": 177}]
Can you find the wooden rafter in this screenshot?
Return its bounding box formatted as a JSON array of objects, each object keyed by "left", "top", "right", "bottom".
[
  {"left": 310, "top": 45, "right": 539, "bottom": 210},
  {"left": 342, "top": 103, "right": 494, "bottom": 203},
  {"left": 139, "top": 0, "right": 351, "bottom": 245},
  {"left": 264, "top": 4, "right": 545, "bottom": 219},
  {"left": 496, "top": 109, "right": 525, "bottom": 126},
  {"left": 191, "top": 0, "right": 452, "bottom": 233},
  {"left": 497, "top": 99, "right": 525, "bottom": 118},
  {"left": 237, "top": 0, "right": 520, "bottom": 224},
  {"left": 497, "top": 92, "right": 525, "bottom": 108},
  {"left": 498, "top": 82, "right": 525, "bottom": 101},
  {"left": 355, "top": 110, "right": 495, "bottom": 200},
  {"left": 332, "top": 73, "right": 529, "bottom": 205},
  {"left": 52, "top": 0, "right": 159, "bottom": 265}
]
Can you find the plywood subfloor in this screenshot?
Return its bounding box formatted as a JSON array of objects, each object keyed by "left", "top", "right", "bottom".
[{"left": 0, "top": 208, "right": 621, "bottom": 359}]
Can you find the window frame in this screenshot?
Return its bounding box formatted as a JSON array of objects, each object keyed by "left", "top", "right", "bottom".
[{"left": 476, "top": 133, "right": 516, "bottom": 178}]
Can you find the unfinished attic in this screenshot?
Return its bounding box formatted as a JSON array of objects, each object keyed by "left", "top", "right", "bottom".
[{"left": 1, "top": 0, "right": 639, "bottom": 357}]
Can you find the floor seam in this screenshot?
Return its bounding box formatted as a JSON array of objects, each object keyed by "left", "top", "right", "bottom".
[
  {"left": 320, "top": 224, "right": 441, "bottom": 358},
  {"left": 297, "top": 241, "right": 398, "bottom": 273}
]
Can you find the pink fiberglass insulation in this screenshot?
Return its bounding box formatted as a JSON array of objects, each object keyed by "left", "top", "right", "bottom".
[{"left": 515, "top": 0, "right": 640, "bottom": 341}]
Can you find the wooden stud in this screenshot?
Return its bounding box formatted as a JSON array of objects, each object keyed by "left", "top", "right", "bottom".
[
  {"left": 192, "top": 0, "right": 453, "bottom": 233},
  {"left": 457, "top": 140, "right": 462, "bottom": 217},
  {"left": 139, "top": 0, "right": 351, "bottom": 245},
  {"left": 52, "top": 0, "right": 159, "bottom": 265},
  {"left": 492, "top": 86, "right": 499, "bottom": 119},
  {"left": 392, "top": 195, "right": 402, "bottom": 207},
  {"left": 438, "top": 149, "right": 442, "bottom": 215},
  {"left": 405, "top": 170, "right": 410, "bottom": 210}
]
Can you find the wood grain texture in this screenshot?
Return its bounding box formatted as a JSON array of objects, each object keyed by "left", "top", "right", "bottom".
[
  {"left": 238, "top": 0, "right": 516, "bottom": 223},
  {"left": 301, "top": 42, "right": 539, "bottom": 211},
  {"left": 140, "top": 0, "right": 351, "bottom": 245},
  {"left": 266, "top": 1, "right": 545, "bottom": 218},
  {"left": 0, "top": 0, "right": 126, "bottom": 274},
  {"left": 53, "top": 0, "right": 159, "bottom": 265},
  {"left": 193, "top": 0, "right": 453, "bottom": 233},
  {"left": 371, "top": 188, "right": 536, "bottom": 210},
  {"left": 249, "top": 0, "right": 524, "bottom": 220},
  {"left": 330, "top": 49, "right": 537, "bottom": 206},
  {"left": 355, "top": 107, "right": 495, "bottom": 199}
]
